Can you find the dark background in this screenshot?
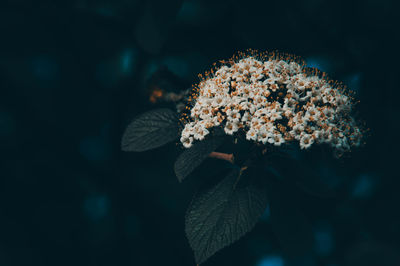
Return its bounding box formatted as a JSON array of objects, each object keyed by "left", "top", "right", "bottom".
[{"left": 0, "top": 0, "right": 399, "bottom": 265}]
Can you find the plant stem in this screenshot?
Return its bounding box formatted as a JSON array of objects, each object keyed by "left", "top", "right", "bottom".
[{"left": 208, "top": 152, "right": 234, "bottom": 164}]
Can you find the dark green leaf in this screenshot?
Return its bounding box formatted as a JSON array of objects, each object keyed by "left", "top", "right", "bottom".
[
  {"left": 186, "top": 169, "right": 268, "bottom": 264},
  {"left": 265, "top": 154, "right": 336, "bottom": 198},
  {"left": 174, "top": 136, "right": 225, "bottom": 182},
  {"left": 266, "top": 177, "right": 314, "bottom": 257},
  {"left": 121, "top": 108, "right": 179, "bottom": 152}
]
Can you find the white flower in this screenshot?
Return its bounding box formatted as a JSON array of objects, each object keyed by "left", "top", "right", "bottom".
[
  {"left": 224, "top": 121, "right": 239, "bottom": 135},
  {"left": 246, "top": 128, "right": 258, "bottom": 141},
  {"left": 284, "top": 109, "right": 293, "bottom": 117},
  {"left": 199, "top": 107, "right": 212, "bottom": 120},
  {"left": 257, "top": 130, "right": 269, "bottom": 144},
  {"left": 180, "top": 136, "right": 193, "bottom": 148},
  {"left": 211, "top": 116, "right": 221, "bottom": 126},
  {"left": 226, "top": 108, "right": 241, "bottom": 122},
  {"left": 272, "top": 133, "right": 285, "bottom": 146},
  {"left": 288, "top": 61, "right": 301, "bottom": 73},
  {"left": 241, "top": 111, "right": 251, "bottom": 123},
  {"left": 212, "top": 96, "right": 226, "bottom": 107},
  {"left": 263, "top": 60, "right": 273, "bottom": 70},
  {"left": 267, "top": 135, "right": 275, "bottom": 144},
  {"left": 193, "top": 124, "right": 209, "bottom": 140},
  {"left": 289, "top": 124, "right": 304, "bottom": 140},
  {"left": 300, "top": 134, "right": 314, "bottom": 149},
  {"left": 264, "top": 77, "right": 277, "bottom": 85},
  {"left": 269, "top": 110, "right": 283, "bottom": 121},
  {"left": 294, "top": 77, "right": 308, "bottom": 91}
]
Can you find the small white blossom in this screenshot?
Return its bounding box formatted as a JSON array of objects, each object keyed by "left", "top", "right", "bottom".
[
  {"left": 224, "top": 121, "right": 239, "bottom": 135},
  {"left": 272, "top": 133, "right": 285, "bottom": 146},
  {"left": 300, "top": 134, "right": 314, "bottom": 149},
  {"left": 270, "top": 111, "right": 283, "bottom": 121},
  {"left": 181, "top": 136, "right": 193, "bottom": 148},
  {"left": 246, "top": 128, "right": 258, "bottom": 141}
]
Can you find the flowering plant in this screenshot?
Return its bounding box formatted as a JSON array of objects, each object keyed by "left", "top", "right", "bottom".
[
  {"left": 179, "top": 51, "right": 362, "bottom": 154},
  {"left": 122, "top": 50, "right": 364, "bottom": 264}
]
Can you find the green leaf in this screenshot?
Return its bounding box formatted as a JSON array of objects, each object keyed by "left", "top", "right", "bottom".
[
  {"left": 265, "top": 153, "right": 336, "bottom": 198},
  {"left": 174, "top": 136, "right": 225, "bottom": 182},
  {"left": 265, "top": 177, "right": 314, "bottom": 257},
  {"left": 185, "top": 169, "right": 268, "bottom": 264},
  {"left": 121, "top": 108, "right": 179, "bottom": 152}
]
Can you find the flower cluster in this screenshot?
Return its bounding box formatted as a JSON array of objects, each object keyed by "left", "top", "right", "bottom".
[{"left": 179, "top": 51, "right": 363, "bottom": 154}]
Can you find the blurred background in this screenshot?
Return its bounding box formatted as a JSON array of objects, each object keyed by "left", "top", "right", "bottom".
[{"left": 0, "top": 0, "right": 399, "bottom": 265}]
